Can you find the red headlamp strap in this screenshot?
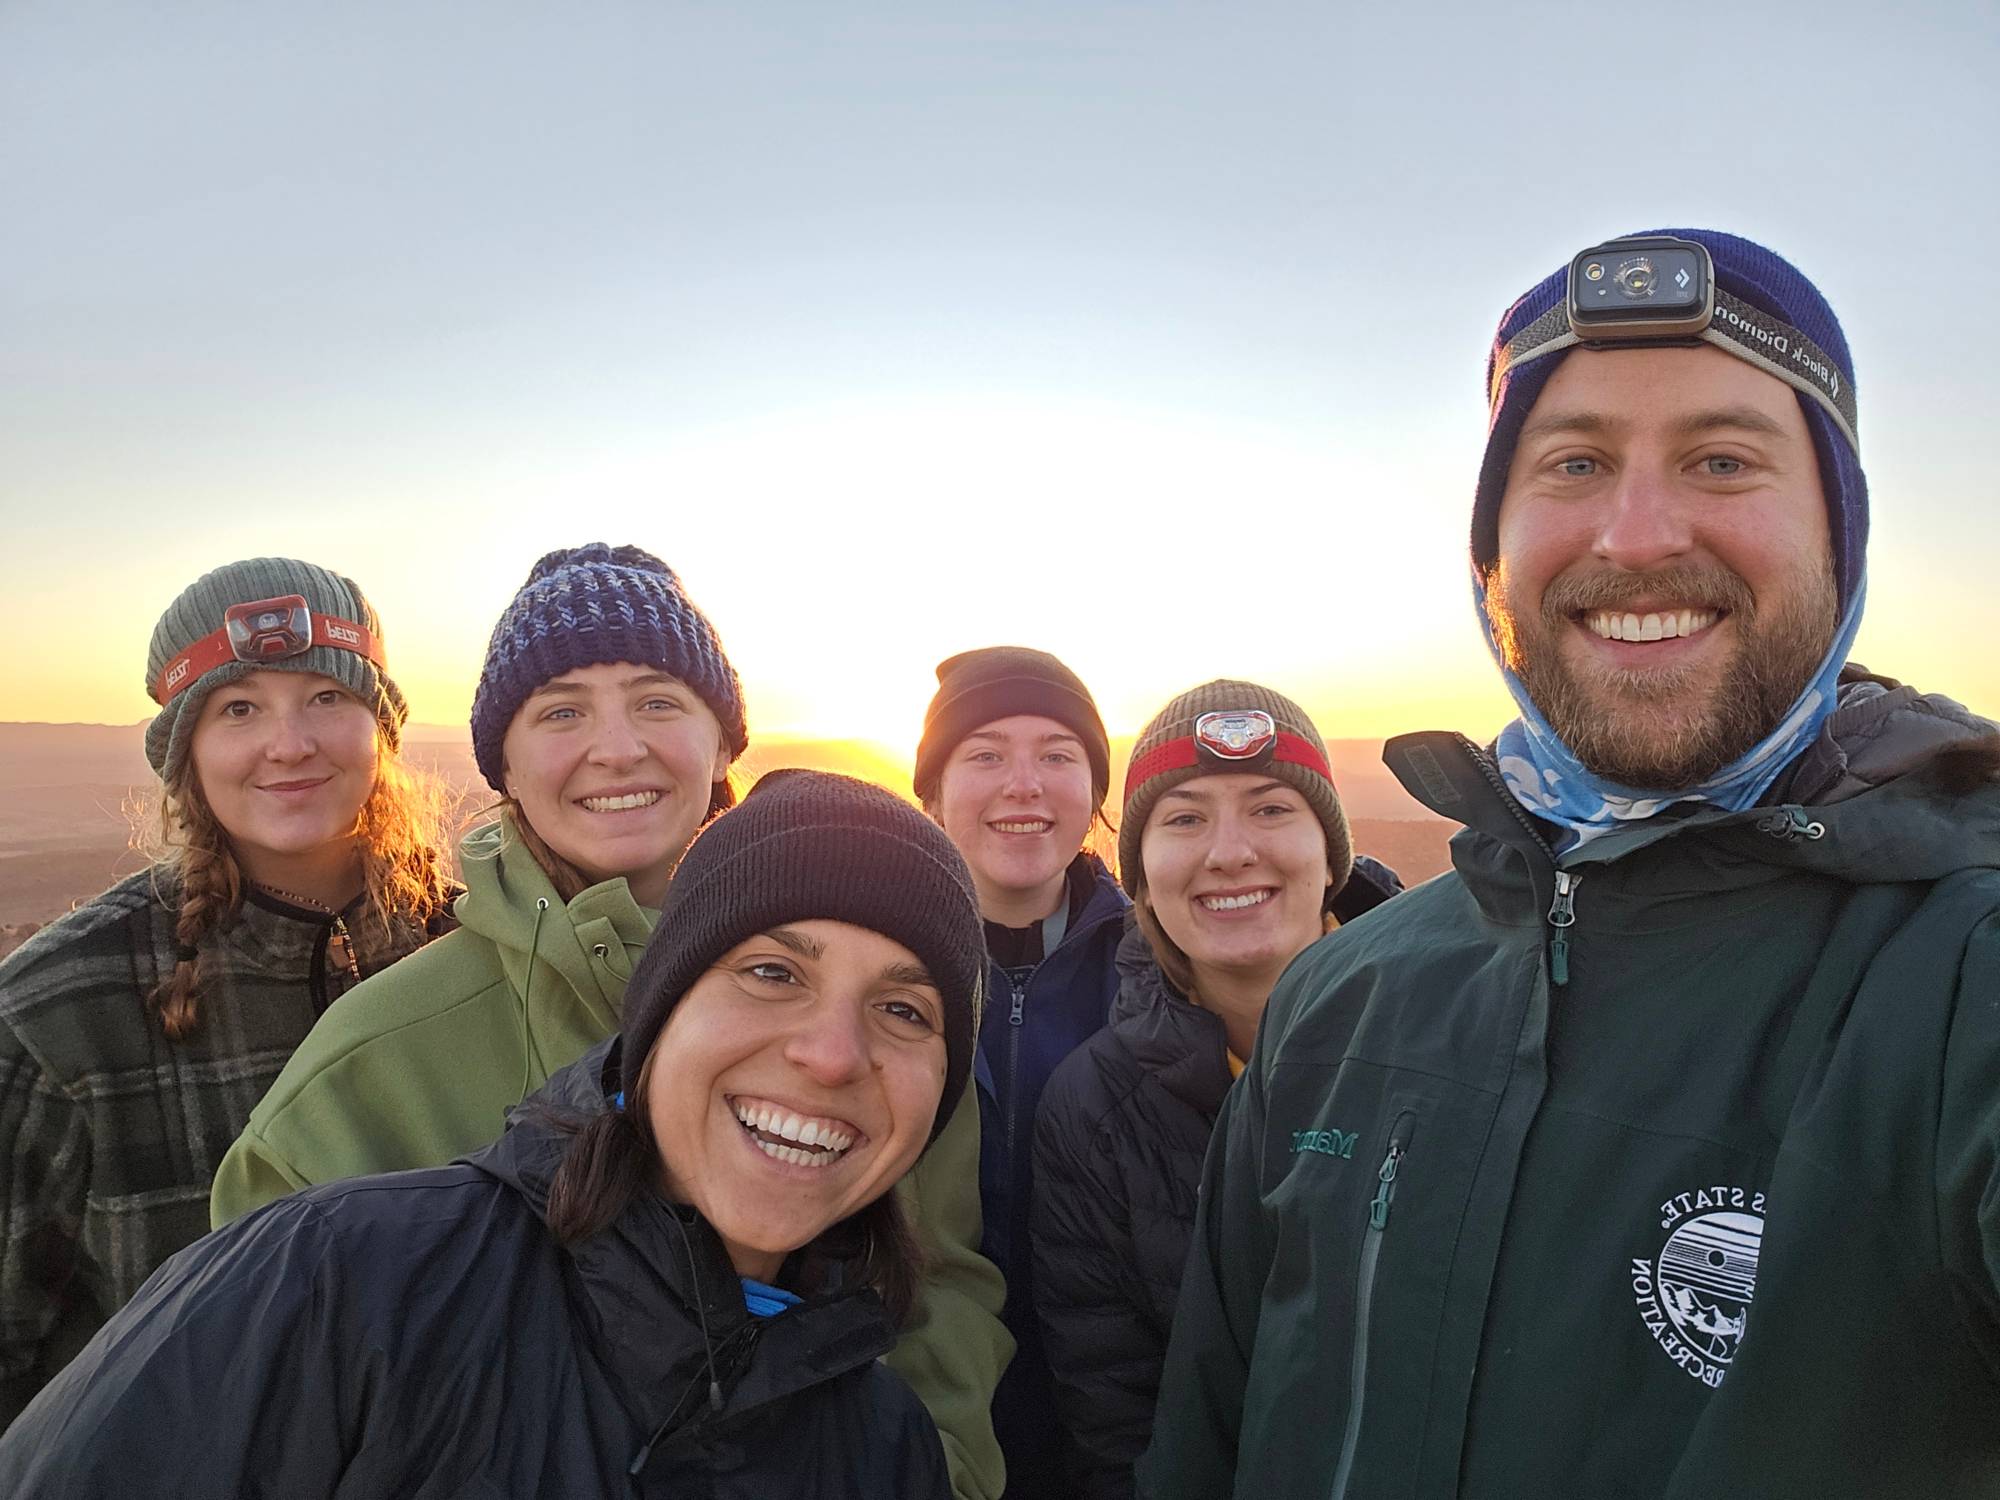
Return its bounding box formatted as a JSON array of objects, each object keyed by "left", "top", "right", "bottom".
[
  {"left": 151, "top": 609, "right": 386, "bottom": 705},
  {"left": 1122, "top": 731, "right": 1332, "bottom": 805}
]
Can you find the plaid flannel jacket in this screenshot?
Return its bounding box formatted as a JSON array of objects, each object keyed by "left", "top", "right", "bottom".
[{"left": 0, "top": 868, "right": 442, "bottom": 1425}]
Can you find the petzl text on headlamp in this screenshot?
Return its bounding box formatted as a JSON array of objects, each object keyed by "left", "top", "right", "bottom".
[{"left": 1493, "top": 234, "right": 1857, "bottom": 453}]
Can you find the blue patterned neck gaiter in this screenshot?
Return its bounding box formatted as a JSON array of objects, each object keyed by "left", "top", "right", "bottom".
[{"left": 1477, "top": 573, "right": 1866, "bottom": 850}]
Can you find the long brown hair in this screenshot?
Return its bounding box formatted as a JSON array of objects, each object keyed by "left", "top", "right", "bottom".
[
  {"left": 144, "top": 743, "right": 453, "bottom": 1041},
  {"left": 544, "top": 1044, "right": 926, "bottom": 1325}
]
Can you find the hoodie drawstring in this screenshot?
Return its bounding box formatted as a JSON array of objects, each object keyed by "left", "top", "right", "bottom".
[
  {"left": 518, "top": 897, "right": 549, "bottom": 1104},
  {"left": 628, "top": 1210, "right": 726, "bottom": 1477}
]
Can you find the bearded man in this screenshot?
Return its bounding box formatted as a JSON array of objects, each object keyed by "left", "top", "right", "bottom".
[{"left": 1138, "top": 230, "right": 2000, "bottom": 1499}]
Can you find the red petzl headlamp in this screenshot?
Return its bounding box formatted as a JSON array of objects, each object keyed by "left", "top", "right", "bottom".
[
  {"left": 1122, "top": 708, "right": 1333, "bottom": 803},
  {"left": 151, "top": 594, "right": 385, "bottom": 704}
]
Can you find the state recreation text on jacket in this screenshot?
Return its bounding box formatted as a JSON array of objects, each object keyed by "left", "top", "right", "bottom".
[
  {"left": 1138, "top": 672, "right": 2000, "bottom": 1500},
  {"left": 0, "top": 1043, "right": 950, "bottom": 1498},
  {"left": 210, "top": 813, "right": 1012, "bottom": 1500},
  {"left": 0, "top": 868, "right": 441, "bottom": 1427},
  {"left": 977, "top": 852, "right": 1130, "bottom": 1495},
  {"left": 1033, "top": 862, "right": 1402, "bottom": 1500}
]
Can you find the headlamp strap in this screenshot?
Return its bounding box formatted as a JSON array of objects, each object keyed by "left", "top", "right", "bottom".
[
  {"left": 151, "top": 607, "right": 385, "bottom": 704},
  {"left": 1492, "top": 289, "right": 1858, "bottom": 454},
  {"left": 1123, "top": 731, "right": 1331, "bottom": 805}
]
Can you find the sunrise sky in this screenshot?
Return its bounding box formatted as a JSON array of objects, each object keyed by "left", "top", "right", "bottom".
[{"left": 3, "top": 2, "right": 1996, "bottom": 775}]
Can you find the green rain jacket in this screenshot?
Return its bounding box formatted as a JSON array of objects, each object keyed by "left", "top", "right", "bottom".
[
  {"left": 1140, "top": 676, "right": 2000, "bottom": 1500},
  {"left": 214, "top": 815, "right": 1012, "bottom": 1500}
]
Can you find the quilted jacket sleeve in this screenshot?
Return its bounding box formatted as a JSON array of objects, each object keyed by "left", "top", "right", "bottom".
[
  {"left": 1031, "top": 1055, "right": 1158, "bottom": 1500},
  {"left": 1133, "top": 1022, "right": 1275, "bottom": 1500},
  {"left": 884, "top": 1085, "right": 1013, "bottom": 1500},
  {"left": 0, "top": 1197, "right": 353, "bottom": 1497}
]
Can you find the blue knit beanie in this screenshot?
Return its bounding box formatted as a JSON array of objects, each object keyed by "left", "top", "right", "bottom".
[
  {"left": 470, "top": 543, "right": 748, "bottom": 792},
  {"left": 1473, "top": 229, "right": 1867, "bottom": 611}
]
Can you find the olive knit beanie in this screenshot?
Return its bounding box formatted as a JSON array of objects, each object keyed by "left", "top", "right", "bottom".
[
  {"left": 144, "top": 557, "right": 406, "bottom": 782},
  {"left": 913, "top": 646, "right": 1110, "bottom": 807},
  {"left": 1119, "top": 679, "right": 1353, "bottom": 898},
  {"left": 620, "top": 770, "right": 986, "bottom": 1150},
  {"left": 469, "top": 543, "right": 747, "bottom": 792}
]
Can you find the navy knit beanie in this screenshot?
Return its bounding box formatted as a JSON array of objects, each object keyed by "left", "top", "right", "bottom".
[
  {"left": 1473, "top": 229, "right": 1867, "bottom": 611},
  {"left": 621, "top": 770, "right": 986, "bottom": 1151},
  {"left": 470, "top": 544, "right": 747, "bottom": 792}
]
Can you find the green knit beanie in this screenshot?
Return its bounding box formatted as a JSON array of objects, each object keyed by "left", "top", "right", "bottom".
[
  {"left": 144, "top": 557, "right": 407, "bottom": 781},
  {"left": 1119, "top": 679, "right": 1353, "bottom": 897}
]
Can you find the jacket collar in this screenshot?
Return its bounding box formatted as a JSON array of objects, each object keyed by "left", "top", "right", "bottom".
[
  {"left": 985, "top": 852, "right": 1131, "bottom": 981},
  {"left": 1106, "top": 924, "right": 1234, "bottom": 1118},
  {"left": 453, "top": 814, "right": 655, "bottom": 1040},
  {"left": 214, "top": 882, "right": 400, "bottom": 979},
  {"left": 1386, "top": 671, "right": 2000, "bottom": 885}
]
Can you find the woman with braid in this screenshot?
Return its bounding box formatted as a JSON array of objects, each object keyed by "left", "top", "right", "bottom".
[{"left": 0, "top": 558, "right": 452, "bottom": 1425}]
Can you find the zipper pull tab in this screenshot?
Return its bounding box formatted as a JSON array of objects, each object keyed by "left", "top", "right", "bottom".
[
  {"left": 1756, "top": 805, "right": 1827, "bottom": 842},
  {"left": 1369, "top": 1140, "right": 1403, "bottom": 1230},
  {"left": 1008, "top": 974, "right": 1026, "bottom": 1027},
  {"left": 1547, "top": 870, "right": 1581, "bottom": 987}
]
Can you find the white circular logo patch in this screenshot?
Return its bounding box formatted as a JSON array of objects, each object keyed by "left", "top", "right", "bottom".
[{"left": 1630, "top": 1187, "right": 1764, "bottom": 1388}]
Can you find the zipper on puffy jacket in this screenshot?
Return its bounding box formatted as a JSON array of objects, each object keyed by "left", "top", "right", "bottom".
[
  {"left": 1003, "top": 967, "right": 1029, "bottom": 1170},
  {"left": 1329, "top": 1117, "right": 1412, "bottom": 1500},
  {"left": 1546, "top": 870, "right": 1581, "bottom": 987}
]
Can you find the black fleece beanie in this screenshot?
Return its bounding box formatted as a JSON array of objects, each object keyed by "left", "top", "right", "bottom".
[{"left": 620, "top": 770, "right": 986, "bottom": 1149}]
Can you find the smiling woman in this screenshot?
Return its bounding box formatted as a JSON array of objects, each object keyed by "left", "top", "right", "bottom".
[
  {"left": 0, "top": 557, "right": 452, "bottom": 1424},
  {"left": 913, "top": 644, "right": 1130, "bottom": 1495},
  {"left": 0, "top": 772, "right": 985, "bottom": 1498},
  {"left": 1031, "top": 680, "right": 1403, "bottom": 1497}
]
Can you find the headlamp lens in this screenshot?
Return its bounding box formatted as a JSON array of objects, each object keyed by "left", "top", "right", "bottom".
[
  {"left": 1614, "top": 256, "right": 1657, "bottom": 298},
  {"left": 224, "top": 595, "right": 314, "bottom": 663}
]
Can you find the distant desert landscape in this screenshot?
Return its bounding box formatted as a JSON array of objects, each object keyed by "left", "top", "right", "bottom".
[{"left": 0, "top": 723, "right": 1457, "bottom": 959}]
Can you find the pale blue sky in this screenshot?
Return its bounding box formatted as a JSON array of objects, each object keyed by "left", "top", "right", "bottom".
[{"left": 2, "top": 0, "right": 1994, "bottom": 741}]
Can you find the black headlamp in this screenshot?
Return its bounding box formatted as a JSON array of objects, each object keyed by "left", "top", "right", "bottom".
[{"left": 1493, "top": 234, "right": 1858, "bottom": 454}]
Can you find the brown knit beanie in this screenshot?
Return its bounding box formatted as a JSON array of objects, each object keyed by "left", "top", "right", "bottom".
[
  {"left": 912, "top": 646, "right": 1110, "bottom": 808},
  {"left": 1119, "top": 680, "right": 1353, "bottom": 898}
]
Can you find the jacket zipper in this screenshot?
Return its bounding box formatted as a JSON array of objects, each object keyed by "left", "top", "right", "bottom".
[
  {"left": 1546, "top": 870, "right": 1581, "bottom": 986},
  {"left": 1329, "top": 1125, "right": 1409, "bottom": 1500},
  {"left": 1447, "top": 735, "right": 1581, "bottom": 988},
  {"left": 999, "top": 967, "right": 1029, "bottom": 1174}
]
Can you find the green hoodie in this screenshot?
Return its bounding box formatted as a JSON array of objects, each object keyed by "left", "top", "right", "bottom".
[
  {"left": 1140, "top": 678, "right": 2000, "bottom": 1500},
  {"left": 214, "top": 815, "right": 1011, "bottom": 1500}
]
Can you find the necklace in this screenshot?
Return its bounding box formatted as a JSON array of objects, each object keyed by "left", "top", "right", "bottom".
[{"left": 253, "top": 883, "right": 362, "bottom": 984}]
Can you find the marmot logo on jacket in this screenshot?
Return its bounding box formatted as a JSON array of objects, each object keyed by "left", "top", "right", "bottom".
[
  {"left": 1290, "top": 1128, "right": 1357, "bottom": 1160},
  {"left": 1630, "top": 1185, "right": 1765, "bottom": 1388}
]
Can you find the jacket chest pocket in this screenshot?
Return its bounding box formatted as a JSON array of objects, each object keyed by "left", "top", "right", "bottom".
[
  {"left": 1262, "top": 1068, "right": 1424, "bottom": 1296},
  {"left": 1245, "top": 1067, "right": 1483, "bottom": 1495}
]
